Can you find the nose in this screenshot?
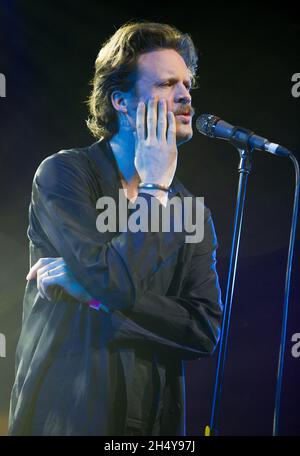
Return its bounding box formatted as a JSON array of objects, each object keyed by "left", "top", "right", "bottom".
[{"left": 174, "top": 83, "right": 192, "bottom": 105}]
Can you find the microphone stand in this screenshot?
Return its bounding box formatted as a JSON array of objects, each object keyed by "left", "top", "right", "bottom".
[
  {"left": 206, "top": 127, "right": 254, "bottom": 436},
  {"left": 205, "top": 128, "right": 299, "bottom": 436}
]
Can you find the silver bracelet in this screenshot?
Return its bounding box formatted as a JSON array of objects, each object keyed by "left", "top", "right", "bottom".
[{"left": 138, "top": 183, "right": 170, "bottom": 192}]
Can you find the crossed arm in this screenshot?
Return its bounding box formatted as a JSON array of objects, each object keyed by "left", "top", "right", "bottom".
[{"left": 26, "top": 256, "right": 110, "bottom": 313}]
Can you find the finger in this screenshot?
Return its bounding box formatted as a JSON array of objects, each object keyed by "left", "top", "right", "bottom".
[
  {"left": 167, "top": 111, "right": 176, "bottom": 144},
  {"left": 37, "top": 270, "right": 50, "bottom": 298},
  {"left": 37, "top": 258, "right": 67, "bottom": 277},
  {"left": 26, "top": 257, "right": 62, "bottom": 280},
  {"left": 37, "top": 278, "right": 47, "bottom": 299},
  {"left": 27, "top": 258, "right": 54, "bottom": 280},
  {"left": 37, "top": 263, "right": 66, "bottom": 292},
  {"left": 39, "top": 272, "right": 64, "bottom": 301},
  {"left": 41, "top": 272, "right": 88, "bottom": 303},
  {"left": 147, "top": 97, "right": 158, "bottom": 140},
  {"left": 157, "top": 99, "right": 167, "bottom": 141},
  {"left": 133, "top": 130, "right": 137, "bottom": 145},
  {"left": 136, "top": 101, "right": 145, "bottom": 141},
  {"left": 38, "top": 273, "right": 52, "bottom": 300}
]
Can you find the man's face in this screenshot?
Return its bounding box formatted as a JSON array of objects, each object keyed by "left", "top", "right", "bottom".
[{"left": 127, "top": 49, "right": 194, "bottom": 145}]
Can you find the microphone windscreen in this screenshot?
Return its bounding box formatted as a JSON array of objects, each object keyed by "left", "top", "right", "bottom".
[{"left": 196, "top": 114, "right": 219, "bottom": 137}]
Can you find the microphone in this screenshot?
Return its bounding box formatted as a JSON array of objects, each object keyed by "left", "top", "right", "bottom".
[{"left": 196, "top": 114, "right": 291, "bottom": 157}]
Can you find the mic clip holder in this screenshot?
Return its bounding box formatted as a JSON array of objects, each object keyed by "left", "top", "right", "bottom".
[{"left": 229, "top": 126, "right": 254, "bottom": 174}]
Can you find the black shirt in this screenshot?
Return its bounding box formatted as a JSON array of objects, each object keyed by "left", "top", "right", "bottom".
[{"left": 9, "top": 139, "right": 223, "bottom": 435}]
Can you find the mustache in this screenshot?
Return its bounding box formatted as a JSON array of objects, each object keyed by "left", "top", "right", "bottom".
[{"left": 174, "top": 106, "right": 195, "bottom": 116}]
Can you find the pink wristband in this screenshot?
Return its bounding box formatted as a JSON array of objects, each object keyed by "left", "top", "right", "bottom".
[{"left": 88, "top": 298, "right": 110, "bottom": 314}]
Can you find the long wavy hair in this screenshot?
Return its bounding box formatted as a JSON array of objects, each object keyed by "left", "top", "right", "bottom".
[{"left": 86, "top": 21, "right": 198, "bottom": 140}]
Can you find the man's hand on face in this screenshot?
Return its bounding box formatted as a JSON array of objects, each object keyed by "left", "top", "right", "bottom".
[
  {"left": 26, "top": 257, "right": 92, "bottom": 303},
  {"left": 134, "top": 96, "right": 178, "bottom": 188}
]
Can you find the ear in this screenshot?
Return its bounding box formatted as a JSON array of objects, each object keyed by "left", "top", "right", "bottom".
[{"left": 111, "top": 90, "right": 128, "bottom": 113}]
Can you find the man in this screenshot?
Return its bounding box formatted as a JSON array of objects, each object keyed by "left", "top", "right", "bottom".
[{"left": 9, "top": 22, "right": 223, "bottom": 436}]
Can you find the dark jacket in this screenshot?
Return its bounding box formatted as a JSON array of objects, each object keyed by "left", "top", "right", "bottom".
[{"left": 8, "top": 139, "right": 223, "bottom": 436}]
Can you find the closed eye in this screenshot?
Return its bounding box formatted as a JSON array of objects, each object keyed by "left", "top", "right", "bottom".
[
  {"left": 159, "top": 81, "right": 173, "bottom": 87},
  {"left": 158, "top": 79, "right": 192, "bottom": 91}
]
